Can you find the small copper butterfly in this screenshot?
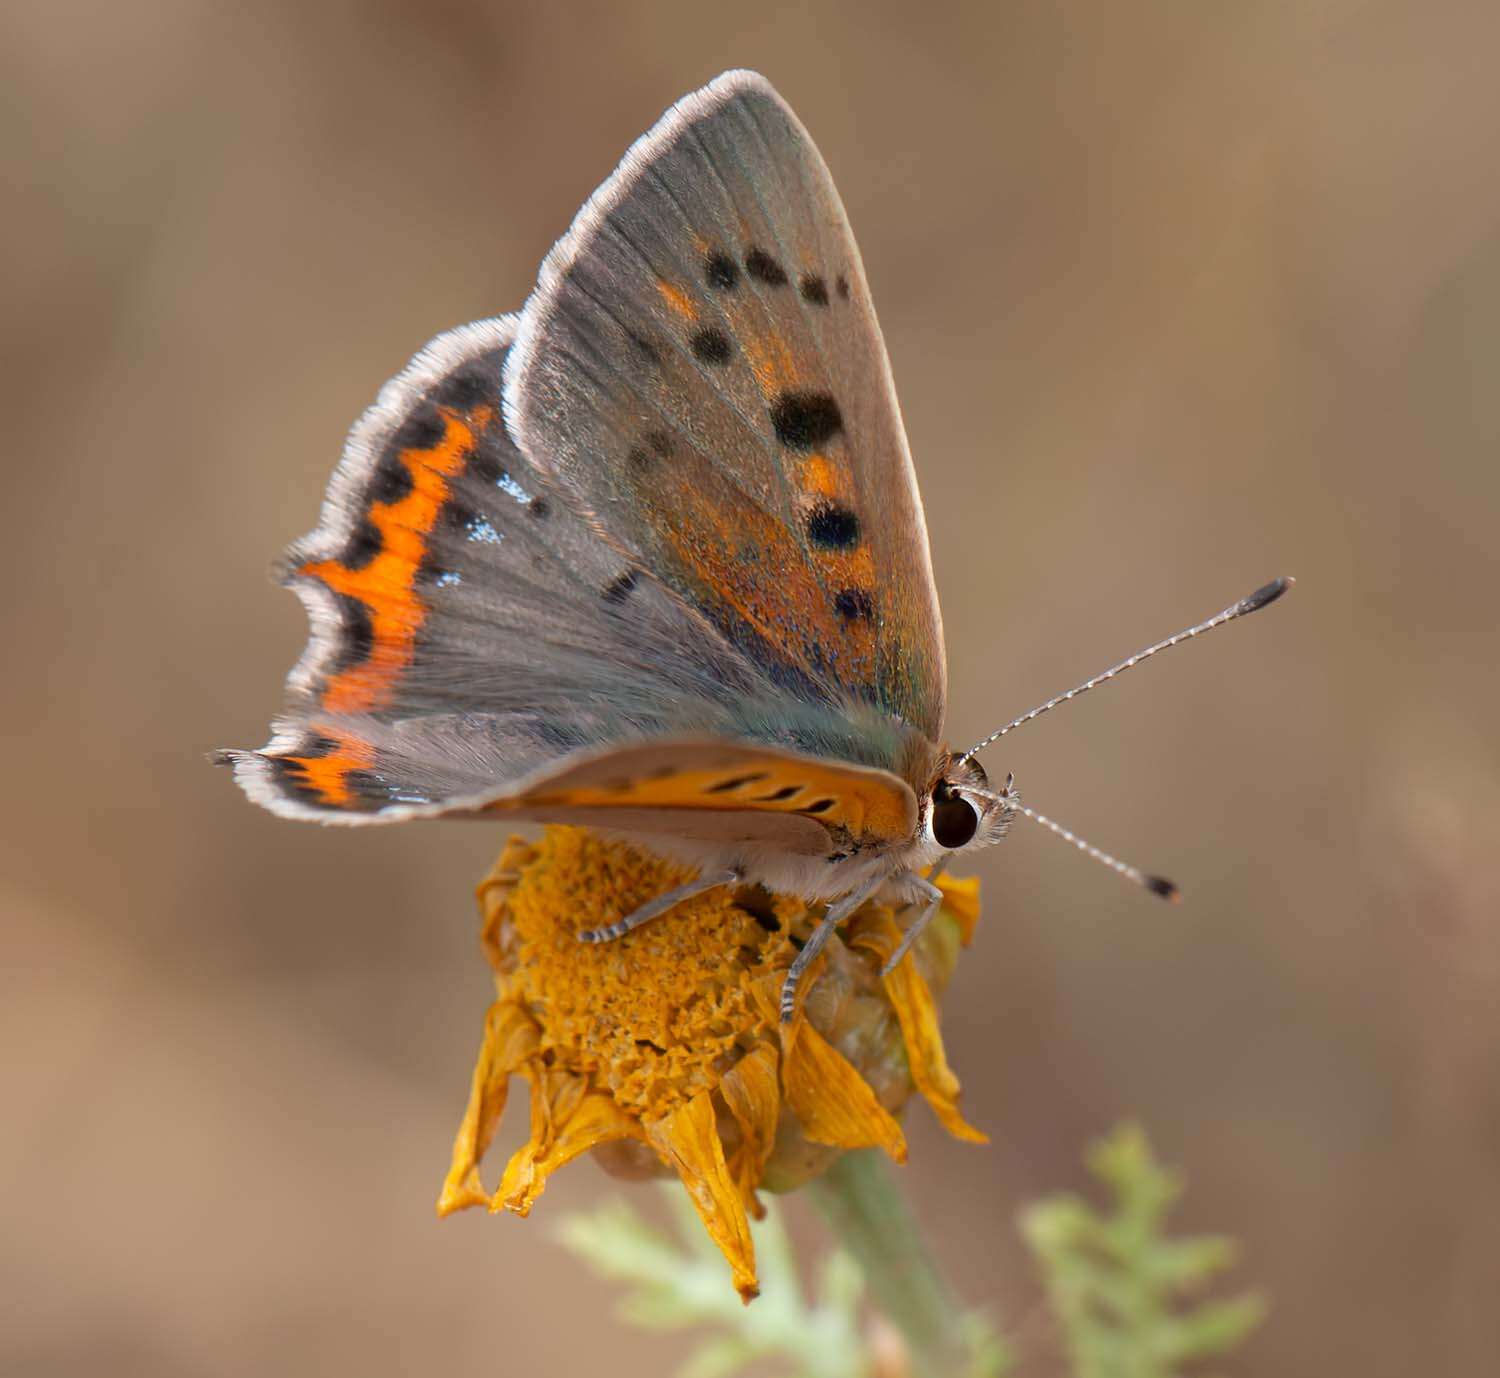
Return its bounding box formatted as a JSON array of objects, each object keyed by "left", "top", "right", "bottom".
[{"left": 218, "top": 71, "right": 1291, "bottom": 1018}]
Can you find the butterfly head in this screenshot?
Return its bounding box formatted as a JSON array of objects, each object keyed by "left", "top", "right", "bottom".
[{"left": 923, "top": 754, "right": 1015, "bottom": 856}]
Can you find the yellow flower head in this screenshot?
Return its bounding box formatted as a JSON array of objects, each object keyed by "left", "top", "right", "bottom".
[{"left": 439, "top": 826, "right": 986, "bottom": 1301}]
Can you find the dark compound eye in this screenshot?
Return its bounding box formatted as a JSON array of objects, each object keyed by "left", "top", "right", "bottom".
[{"left": 931, "top": 785, "right": 979, "bottom": 849}]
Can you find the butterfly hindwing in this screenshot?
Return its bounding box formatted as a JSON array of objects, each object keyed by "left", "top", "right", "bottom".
[
  {"left": 224, "top": 316, "right": 769, "bottom": 819},
  {"left": 505, "top": 69, "right": 946, "bottom": 740},
  {"left": 479, "top": 739, "right": 918, "bottom": 856}
]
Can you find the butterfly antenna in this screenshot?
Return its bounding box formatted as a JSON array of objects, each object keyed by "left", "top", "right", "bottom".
[
  {"left": 958, "top": 577, "right": 1294, "bottom": 764},
  {"left": 964, "top": 778, "right": 1180, "bottom": 902}
]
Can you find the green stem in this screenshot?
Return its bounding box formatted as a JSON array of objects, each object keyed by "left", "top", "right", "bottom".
[{"left": 810, "top": 1149, "right": 975, "bottom": 1378}]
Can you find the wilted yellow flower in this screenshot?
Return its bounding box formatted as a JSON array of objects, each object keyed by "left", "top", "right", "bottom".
[{"left": 438, "top": 826, "right": 985, "bottom": 1301}]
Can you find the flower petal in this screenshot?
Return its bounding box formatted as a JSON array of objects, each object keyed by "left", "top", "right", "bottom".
[
  {"left": 747, "top": 978, "right": 907, "bottom": 1163},
  {"left": 476, "top": 836, "right": 535, "bottom": 972},
  {"left": 883, "top": 959, "right": 988, "bottom": 1144},
  {"left": 935, "top": 874, "right": 982, "bottom": 946},
  {"left": 646, "top": 1091, "right": 760, "bottom": 1302},
  {"left": 497, "top": 1071, "right": 640, "bottom": 1216},
  {"left": 851, "top": 913, "right": 988, "bottom": 1144},
  {"left": 437, "top": 999, "right": 540, "bottom": 1216},
  {"left": 718, "top": 1042, "right": 781, "bottom": 1216},
  {"left": 784, "top": 1019, "right": 908, "bottom": 1162}
]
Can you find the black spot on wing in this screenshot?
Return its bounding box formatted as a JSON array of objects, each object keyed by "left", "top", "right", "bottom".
[
  {"left": 800, "top": 274, "right": 829, "bottom": 306},
  {"left": 705, "top": 251, "right": 739, "bottom": 290},
  {"left": 392, "top": 405, "right": 445, "bottom": 456},
  {"left": 771, "top": 392, "right": 843, "bottom": 450},
  {"left": 271, "top": 756, "right": 322, "bottom": 805},
  {"left": 754, "top": 785, "right": 803, "bottom": 802},
  {"left": 802, "top": 798, "right": 836, "bottom": 815},
  {"left": 528, "top": 497, "right": 551, "bottom": 519},
  {"left": 807, "top": 504, "right": 862, "bottom": 550},
  {"left": 836, "top": 274, "right": 850, "bottom": 299},
  {"left": 433, "top": 365, "right": 492, "bottom": 410},
  {"left": 707, "top": 772, "right": 771, "bottom": 794},
  {"left": 745, "top": 248, "right": 788, "bottom": 285},
  {"left": 343, "top": 518, "right": 382, "bottom": 571},
  {"left": 331, "top": 592, "right": 375, "bottom": 670},
  {"left": 602, "top": 570, "right": 638, "bottom": 605},
  {"left": 368, "top": 450, "right": 415, "bottom": 506},
  {"left": 833, "top": 588, "right": 874, "bottom": 621},
  {"left": 691, "top": 326, "right": 734, "bottom": 365}
]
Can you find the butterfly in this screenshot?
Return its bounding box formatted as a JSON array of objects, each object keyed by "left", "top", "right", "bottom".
[{"left": 218, "top": 70, "right": 1289, "bottom": 1019}]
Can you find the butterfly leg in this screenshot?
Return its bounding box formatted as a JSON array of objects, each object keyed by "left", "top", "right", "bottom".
[
  {"left": 882, "top": 871, "right": 947, "bottom": 976},
  {"left": 780, "top": 872, "right": 887, "bottom": 1023},
  {"left": 576, "top": 867, "right": 742, "bottom": 944}
]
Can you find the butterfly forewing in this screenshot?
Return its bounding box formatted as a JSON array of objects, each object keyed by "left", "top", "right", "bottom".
[{"left": 506, "top": 70, "right": 946, "bottom": 740}]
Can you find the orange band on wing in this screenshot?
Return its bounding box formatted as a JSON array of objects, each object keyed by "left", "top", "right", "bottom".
[
  {"left": 490, "top": 759, "right": 912, "bottom": 843},
  {"left": 272, "top": 728, "right": 377, "bottom": 808},
  {"left": 300, "top": 406, "right": 490, "bottom": 714}
]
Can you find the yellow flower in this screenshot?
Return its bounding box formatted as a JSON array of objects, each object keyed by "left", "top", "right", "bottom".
[{"left": 438, "top": 826, "right": 986, "bottom": 1301}]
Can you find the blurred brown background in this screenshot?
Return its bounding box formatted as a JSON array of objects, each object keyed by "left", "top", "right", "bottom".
[{"left": 5, "top": 2, "right": 1498, "bottom": 1374}]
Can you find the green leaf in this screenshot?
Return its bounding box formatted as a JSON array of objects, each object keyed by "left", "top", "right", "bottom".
[
  {"left": 678, "top": 1336, "right": 755, "bottom": 1378},
  {"left": 958, "top": 1311, "right": 1015, "bottom": 1378},
  {"left": 1019, "top": 1122, "right": 1266, "bottom": 1378},
  {"left": 556, "top": 1190, "right": 869, "bottom": 1378}
]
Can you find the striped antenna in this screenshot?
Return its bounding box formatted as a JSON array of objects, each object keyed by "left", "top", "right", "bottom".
[
  {"left": 958, "top": 577, "right": 1294, "bottom": 764},
  {"left": 963, "top": 777, "right": 1179, "bottom": 902}
]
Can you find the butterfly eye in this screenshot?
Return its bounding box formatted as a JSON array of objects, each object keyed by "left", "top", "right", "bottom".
[{"left": 931, "top": 785, "right": 979, "bottom": 849}]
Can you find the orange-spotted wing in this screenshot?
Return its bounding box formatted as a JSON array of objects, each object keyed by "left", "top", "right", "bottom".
[
  {"left": 219, "top": 73, "right": 944, "bottom": 852},
  {"left": 507, "top": 71, "right": 945, "bottom": 740}
]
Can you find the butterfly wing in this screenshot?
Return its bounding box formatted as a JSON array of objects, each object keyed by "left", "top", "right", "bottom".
[
  {"left": 476, "top": 738, "right": 917, "bottom": 855},
  {"left": 220, "top": 72, "right": 941, "bottom": 852},
  {"left": 219, "top": 315, "right": 924, "bottom": 847},
  {"left": 505, "top": 69, "right": 946, "bottom": 740},
  {"left": 220, "top": 314, "right": 746, "bottom": 816}
]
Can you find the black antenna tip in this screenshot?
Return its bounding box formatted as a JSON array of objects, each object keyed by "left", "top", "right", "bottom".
[
  {"left": 1237, "top": 576, "right": 1295, "bottom": 615},
  {"left": 1144, "top": 874, "right": 1181, "bottom": 902}
]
